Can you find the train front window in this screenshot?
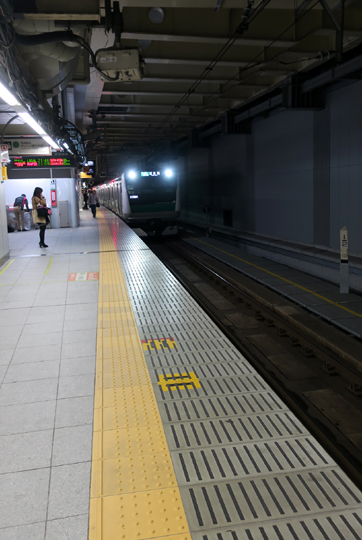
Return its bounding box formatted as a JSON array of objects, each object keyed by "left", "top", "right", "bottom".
[{"left": 125, "top": 174, "right": 177, "bottom": 206}]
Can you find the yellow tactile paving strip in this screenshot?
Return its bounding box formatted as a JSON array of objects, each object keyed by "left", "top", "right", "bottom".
[{"left": 89, "top": 213, "right": 191, "bottom": 540}]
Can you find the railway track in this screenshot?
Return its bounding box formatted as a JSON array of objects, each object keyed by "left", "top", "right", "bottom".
[{"left": 148, "top": 236, "right": 362, "bottom": 491}]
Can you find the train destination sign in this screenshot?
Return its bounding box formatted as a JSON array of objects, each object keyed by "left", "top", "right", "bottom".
[
  {"left": 11, "top": 156, "right": 76, "bottom": 169},
  {"left": 141, "top": 171, "right": 160, "bottom": 176}
]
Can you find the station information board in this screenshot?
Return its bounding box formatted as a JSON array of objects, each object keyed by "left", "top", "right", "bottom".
[{"left": 11, "top": 156, "right": 76, "bottom": 169}]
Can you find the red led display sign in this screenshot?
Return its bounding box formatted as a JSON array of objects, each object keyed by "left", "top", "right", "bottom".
[{"left": 11, "top": 157, "right": 75, "bottom": 169}]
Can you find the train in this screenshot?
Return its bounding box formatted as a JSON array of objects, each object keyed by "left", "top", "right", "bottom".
[{"left": 96, "top": 167, "right": 180, "bottom": 235}]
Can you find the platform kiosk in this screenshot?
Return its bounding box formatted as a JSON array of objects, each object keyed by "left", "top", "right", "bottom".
[{"left": 4, "top": 154, "right": 80, "bottom": 229}]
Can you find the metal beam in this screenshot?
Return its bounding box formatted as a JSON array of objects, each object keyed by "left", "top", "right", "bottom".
[
  {"left": 13, "top": 13, "right": 101, "bottom": 21},
  {"left": 95, "top": 114, "right": 212, "bottom": 124},
  {"left": 144, "top": 58, "right": 258, "bottom": 68},
  {"left": 121, "top": 32, "right": 296, "bottom": 48},
  {"left": 140, "top": 77, "right": 267, "bottom": 88},
  {"left": 101, "top": 90, "right": 244, "bottom": 100},
  {"left": 98, "top": 103, "right": 224, "bottom": 110},
  {"left": 95, "top": 121, "right": 191, "bottom": 129}
]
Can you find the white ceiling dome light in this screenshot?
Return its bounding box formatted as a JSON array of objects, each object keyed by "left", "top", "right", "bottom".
[{"left": 148, "top": 8, "right": 165, "bottom": 24}]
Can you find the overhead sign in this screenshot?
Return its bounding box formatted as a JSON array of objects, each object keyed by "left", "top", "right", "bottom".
[
  {"left": 11, "top": 156, "right": 76, "bottom": 169},
  {"left": 5, "top": 139, "right": 51, "bottom": 156},
  {"left": 1, "top": 144, "right": 9, "bottom": 163},
  {"left": 141, "top": 171, "right": 160, "bottom": 177}
]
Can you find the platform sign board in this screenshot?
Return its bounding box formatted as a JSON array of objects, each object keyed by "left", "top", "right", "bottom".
[
  {"left": 4, "top": 139, "right": 51, "bottom": 156},
  {"left": 1, "top": 144, "right": 9, "bottom": 163},
  {"left": 340, "top": 226, "right": 348, "bottom": 262},
  {"left": 11, "top": 156, "right": 76, "bottom": 169}
]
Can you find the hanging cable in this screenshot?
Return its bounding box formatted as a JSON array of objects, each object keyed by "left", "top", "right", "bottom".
[
  {"left": 149, "top": 0, "right": 322, "bottom": 150},
  {"left": 155, "top": 0, "right": 272, "bottom": 131}
]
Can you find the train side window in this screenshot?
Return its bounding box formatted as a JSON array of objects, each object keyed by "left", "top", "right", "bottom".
[{"left": 223, "top": 209, "right": 233, "bottom": 228}]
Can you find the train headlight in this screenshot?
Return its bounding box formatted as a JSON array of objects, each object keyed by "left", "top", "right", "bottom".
[
  {"left": 128, "top": 170, "right": 136, "bottom": 179},
  {"left": 165, "top": 169, "right": 173, "bottom": 178}
]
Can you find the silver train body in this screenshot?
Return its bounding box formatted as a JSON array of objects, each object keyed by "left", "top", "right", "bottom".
[{"left": 97, "top": 169, "right": 180, "bottom": 235}]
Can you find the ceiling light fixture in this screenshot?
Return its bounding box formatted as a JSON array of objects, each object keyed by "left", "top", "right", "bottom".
[
  {"left": 43, "top": 136, "right": 61, "bottom": 151},
  {"left": 18, "top": 112, "right": 46, "bottom": 136},
  {"left": 0, "top": 81, "right": 20, "bottom": 107},
  {"left": 0, "top": 79, "right": 62, "bottom": 152},
  {"left": 148, "top": 7, "right": 164, "bottom": 24}
]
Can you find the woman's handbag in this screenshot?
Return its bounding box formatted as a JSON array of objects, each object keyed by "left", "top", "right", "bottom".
[
  {"left": 37, "top": 205, "right": 52, "bottom": 218},
  {"left": 96, "top": 201, "right": 100, "bottom": 207}
]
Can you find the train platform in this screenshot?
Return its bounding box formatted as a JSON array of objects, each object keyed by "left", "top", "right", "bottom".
[
  {"left": 184, "top": 234, "right": 362, "bottom": 339},
  {"left": 1, "top": 207, "right": 362, "bottom": 539}
]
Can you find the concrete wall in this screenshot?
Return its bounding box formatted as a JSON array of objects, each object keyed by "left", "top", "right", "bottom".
[
  {"left": 253, "top": 111, "right": 314, "bottom": 243},
  {"left": 329, "top": 81, "right": 362, "bottom": 253},
  {"left": 179, "top": 78, "right": 362, "bottom": 253}
]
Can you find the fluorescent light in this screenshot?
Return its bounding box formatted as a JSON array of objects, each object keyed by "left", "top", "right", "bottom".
[
  {"left": 128, "top": 170, "right": 136, "bottom": 179},
  {"left": 165, "top": 169, "right": 173, "bottom": 178},
  {"left": 18, "top": 111, "right": 46, "bottom": 135},
  {"left": 0, "top": 82, "right": 20, "bottom": 107},
  {"left": 63, "top": 142, "right": 70, "bottom": 149},
  {"left": 42, "top": 135, "right": 61, "bottom": 150}
]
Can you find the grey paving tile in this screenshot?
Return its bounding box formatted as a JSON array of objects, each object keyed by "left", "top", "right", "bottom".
[
  {"left": 0, "top": 468, "right": 49, "bottom": 528},
  {"left": 45, "top": 514, "right": 88, "bottom": 540},
  {"left": 0, "top": 350, "right": 14, "bottom": 366},
  {"left": 52, "top": 425, "right": 93, "bottom": 466},
  {"left": 38, "top": 283, "right": 68, "bottom": 294},
  {"left": 0, "top": 285, "right": 14, "bottom": 297},
  {"left": 0, "top": 522, "right": 46, "bottom": 540},
  {"left": 0, "top": 401, "right": 56, "bottom": 436},
  {"left": 0, "top": 365, "right": 8, "bottom": 383},
  {"left": 27, "top": 306, "right": 65, "bottom": 325},
  {"left": 0, "top": 326, "right": 23, "bottom": 340},
  {"left": 0, "top": 430, "right": 53, "bottom": 473},
  {"left": 0, "top": 378, "right": 58, "bottom": 406},
  {"left": 67, "top": 281, "right": 97, "bottom": 291},
  {"left": 47, "top": 462, "right": 91, "bottom": 520},
  {"left": 60, "top": 357, "right": 95, "bottom": 377},
  {"left": 26, "top": 313, "right": 65, "bottom": 325},
  {"left": 62, "top": 330, "right": 96, "bottom": 345},
  {"left": 4, "top": 361, "right": 60, "bottom": 383},
  {"left": 0, "top": 335, "right": 22, "bottom": 351},
  {"left": 55, "top": 396, "right": 94, "bottom": 428},
  {"left": 4, "top": 292, "right": 37, "bottom": 303},
  {"left": 63, "top": 318, "right": 97, "bottom": 332},
  {"left": 61, "top": 342, "right": 96, "bottom": 360},
  {"left": 32, "top": 297, "right": 66, "bottom": 307},
  {"left": 42, "top": 274, "right": 69, "bottom": 283},
  {"left": 0, "top": 301, "right": 34, "bottom": 310},
  {"left": 65, "top": 295, "right": 98, "bottom": 305},
  {"left": 17, "top": 332, "right": 63, "bottom": 350},
  {"left": 57, "top": 374, "right": 95, "bottom": 399},
  {"left": 12, "top": 344, "right": 61, "bottom": 364},
  {"left": 64, "top": 303, "right": 97, "bottom": 321},
  {"left": 21, "top": 322, "right": 64, "bottom": 336}
]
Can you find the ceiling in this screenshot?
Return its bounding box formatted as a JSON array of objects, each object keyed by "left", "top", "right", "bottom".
[{"left": 1, "top": 0, "right": 362, "bottom": 178}]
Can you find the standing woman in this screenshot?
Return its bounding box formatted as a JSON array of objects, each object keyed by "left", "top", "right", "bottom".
[
  {"left": 88, "top": 189, "right": 99, "bottom": 218},
  {"left": 32, "top": 187, "right": 49, "bottom": 248}
]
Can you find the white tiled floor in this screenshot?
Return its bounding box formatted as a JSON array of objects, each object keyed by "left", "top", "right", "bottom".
[{"left": 0, "top": 211, "right": 99, "bottom": 540}]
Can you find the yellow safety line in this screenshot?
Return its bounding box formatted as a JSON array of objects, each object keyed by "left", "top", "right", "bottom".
[
  {"left": 89, "top": 213, "right": 191, "bottom": 540},
  {"left": 0, "top": 259, "right": 14, "bottom": 276},
  {"left": 45, "top": 257, "right": 53, "bottom": 275},
  {"left": 194, "top": 237, "right": 362, "bottom": 319}
]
